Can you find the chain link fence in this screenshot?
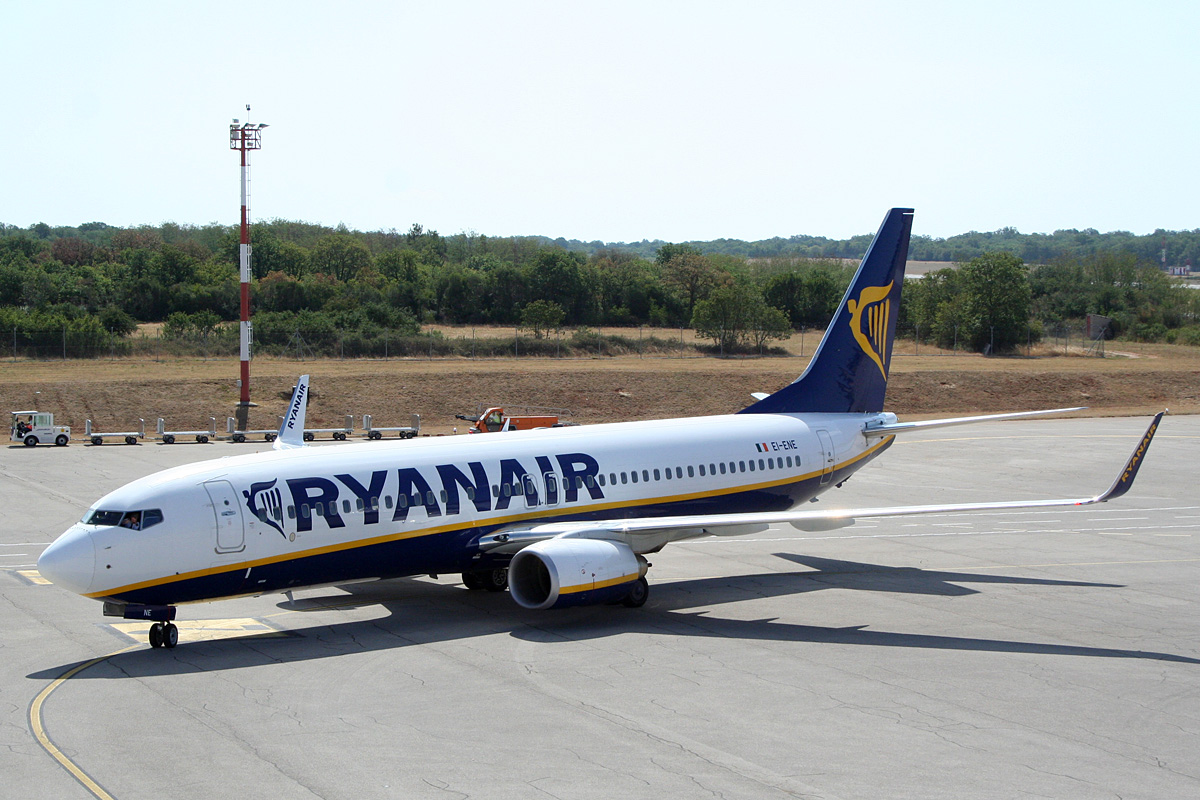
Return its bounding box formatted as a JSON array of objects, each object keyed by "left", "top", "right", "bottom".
[{"left": 5, "top": 326, "right": 714, "bottom": 361}]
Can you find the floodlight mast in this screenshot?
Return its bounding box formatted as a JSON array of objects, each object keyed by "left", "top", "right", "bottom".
[{"left": 229, "top": 113, "right": 266, "bottom": 411}]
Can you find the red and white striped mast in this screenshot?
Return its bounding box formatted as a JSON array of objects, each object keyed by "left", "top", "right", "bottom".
[{"left": 229, "top": 107, "right": 267, "bottom": 418}]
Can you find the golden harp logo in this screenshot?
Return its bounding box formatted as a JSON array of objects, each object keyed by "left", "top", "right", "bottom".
[{"left": 847, "top": 281, "right": 893, "bottom": 379}]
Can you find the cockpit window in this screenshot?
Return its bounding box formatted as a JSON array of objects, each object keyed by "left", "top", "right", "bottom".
[
  {"left": 83, "top": 508, "right": 164, "bottom": 529},
  {"left": 85, "top": 509, "right": 122, "bottom": 526}
]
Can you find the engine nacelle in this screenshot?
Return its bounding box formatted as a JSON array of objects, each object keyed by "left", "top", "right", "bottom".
[{"left": 508, "top": 538, "right": 644, "bottom": 610}]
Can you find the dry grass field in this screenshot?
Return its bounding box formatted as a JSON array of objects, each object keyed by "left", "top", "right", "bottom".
[{"left": 2, "top": 329, "right": 1197, "bottom": 437}]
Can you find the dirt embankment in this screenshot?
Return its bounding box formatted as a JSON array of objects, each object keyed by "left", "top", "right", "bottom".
[{"left": 2, "top": 348, "right": 1196, "bottom": 437}]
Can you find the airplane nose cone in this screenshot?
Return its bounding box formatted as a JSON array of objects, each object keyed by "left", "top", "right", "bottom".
[{"left": 38, "top": 526, "right": 96, "bottom": 595}]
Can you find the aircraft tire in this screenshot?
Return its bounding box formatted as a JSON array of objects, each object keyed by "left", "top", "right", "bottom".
[
  {"left": 622, "top": 577, "right": 649, "bottom": 608},
  {"left": 482, "top": 568, "right": 509, "bottom": 592},
  {"left": 163, "top": 623, "right": 179, "bottom": 648},
  {"left": 149, "top": 623, "right": 164, "bottom": 648},
  {"left": 462, "top": 571, "right": 486, "bottom": 590}
]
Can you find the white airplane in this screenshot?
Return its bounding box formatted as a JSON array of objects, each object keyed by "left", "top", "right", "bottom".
[{"left": 38, "top": 208, "right": 1164, "bottom": 649}]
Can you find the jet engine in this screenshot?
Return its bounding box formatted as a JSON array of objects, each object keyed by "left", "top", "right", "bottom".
[{"left": 508, "top": 538, "right": 646, "bottom": 609}]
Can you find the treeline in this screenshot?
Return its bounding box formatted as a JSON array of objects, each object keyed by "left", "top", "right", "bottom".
[{"left": 1, "top": 218, "right": 1198, "bottom": 356}]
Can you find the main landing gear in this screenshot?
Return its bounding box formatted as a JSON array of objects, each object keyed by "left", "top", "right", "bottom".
[
  {"left": 621, "top": 576, "right": 649, "bottom": 608},
  {"left": 462, "top": 568, "right": 509, "bottom": 592},
  {"left": 148, "top": 621, "right": 179, "bottom": 649}
]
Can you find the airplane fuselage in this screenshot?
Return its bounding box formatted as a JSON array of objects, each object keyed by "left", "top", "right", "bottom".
[{"left": 59, "top": 412, "right": 893, "bottom": 607}]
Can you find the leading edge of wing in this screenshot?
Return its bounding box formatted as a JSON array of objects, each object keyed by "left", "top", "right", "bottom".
[{"left": 478, "top": 411, "right": 1165, "bottom": 551}]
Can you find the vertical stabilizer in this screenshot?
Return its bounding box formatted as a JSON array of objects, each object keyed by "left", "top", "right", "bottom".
[
  {"left": 739, "top": 208, "right": 913, "bottom": 415},
  {"left": 274, "top": 374, "right": 310, "bottom": 450}
]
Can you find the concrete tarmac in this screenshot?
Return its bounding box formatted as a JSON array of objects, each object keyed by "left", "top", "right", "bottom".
[{"left": 2, "top": 414, "right": 1198, "bottom": 799}]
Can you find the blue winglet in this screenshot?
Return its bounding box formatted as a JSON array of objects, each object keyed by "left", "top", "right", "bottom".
[{"left": 1094, "top": 410, "right": 1166, "bottom": 502}]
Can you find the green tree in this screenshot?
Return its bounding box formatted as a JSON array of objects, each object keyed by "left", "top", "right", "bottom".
[
  {"left": 661, "top": 249, "right": 723, "bottom": 319},
  {"left": 691, "top": 284, "right": 754, "bottom": 353},
  {"left": 746, "top": 303, "right": 792, "bottom": 351},
  {"left": 311, "top": 234, "right": 373, "bottom": 282},
  {"left": 960, "top": 252, "right": 1033, "bottom": 353},
  {"left": 520, "top": 299, "right": 566, "bottom": 339}
]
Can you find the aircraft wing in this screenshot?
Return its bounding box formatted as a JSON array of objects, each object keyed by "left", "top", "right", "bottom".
[{"left": 479, "top": 411, "right": 1164, "bottom": 555}]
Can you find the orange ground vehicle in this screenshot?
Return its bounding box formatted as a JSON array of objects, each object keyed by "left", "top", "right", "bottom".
[{"left": 455, "top": 406, "right": 574, "bottom": 433}]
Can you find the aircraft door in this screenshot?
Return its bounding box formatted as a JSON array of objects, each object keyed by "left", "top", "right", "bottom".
[
  {"left": 205, "top": 480, "right": 246, "bottom": 553},
  {"left": 523, "top": 474, "right": 540, "bottom": 509},
  {"left": 542, "top": 472, "right": 560, "bottom": 507},
  {"left": 816, "top": 429, "right": 836, "bottom": 485}
]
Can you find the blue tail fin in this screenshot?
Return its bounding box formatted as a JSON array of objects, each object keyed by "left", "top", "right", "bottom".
[{"left": 739, "top": 208, "right": 913, "bottom": 415}]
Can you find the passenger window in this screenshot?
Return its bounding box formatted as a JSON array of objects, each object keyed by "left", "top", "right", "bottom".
[
  {"left": 287, "top": 505, "right": 296, "bottom": 519},
  {"left": 598, "top": 473, "right": 606, "bottom": 487},
  {"left": 576, "top": 476, "right": 584, "bottom": 490},
  {"left": 759, "top": 459, "right": 765, "bottom": 470},
  {"left": 642, "top": 470, "right": 649, "bottom": 482},
  {"left": 356, "top": 498, "right": 364, "bottom": 511},
  {"left": 399, "top": 495, "right": 409, "bottom": 509},
  {"left": 631, "top": 471, "right": 639, "bottom": 484},
  {"left": 426, "top": 491, "right": 436, "bottom": 505},
  {"left": 301, "top": 505, "right": 311, "bottom": 519},
  {"left": 687, "top": 465, "right": 694, "bottom": 478},
  {"left": 371, "top": 497, "right": 380, "bottom": 511},
  {"left": 466, "top": 486, "right": 475, "bottom": 501},
  {"left": 343, "top": 500, "right": 352, "bottom": 513},
  {"left": 676, "top": 467, "right": 683, "bottom": 479},
  {"left": 502, "top": 483, "right": 512, "bottom": 497},
  {"left": 610, "top": 473, "right": 617, "bottom": 485},
  {"left": 719, "top": 463, "right": 726, "bottom": 475},
  {"left": 587, "top": 475, "right": 596, "bottom": 488},
  {"left": 768, "top": 458, "right": 775, "bottom": 469},
  {"left": 314, "top": 503, "right": 324, "bottom": 517},
  {"left": 662, "top": 468, "right": 670, "bottom": 481},
  {"left": 621, "top": 472, "right": 628, "bottom": 485},
  {"left": 709, "top": 463, "right": 716, "bottom": 475},
  {"left": 749, "top": 460, "right": 756, "bottom": 472},
  {"left": 384, "top": 496, "right": 393, "bottom": 509},
  {"left": 440, "top": 490, "right": 448, "bottom": 503},
  {"left": 699, "top": 465, "right": 706, "bottom": 476}
]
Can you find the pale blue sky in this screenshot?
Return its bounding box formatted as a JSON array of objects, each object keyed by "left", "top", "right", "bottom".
[{"left": 3, "top": 1, "right": 1196, "bottom": 242}]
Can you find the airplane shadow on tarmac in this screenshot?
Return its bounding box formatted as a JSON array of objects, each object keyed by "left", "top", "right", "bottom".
[{"left": 29, "top": 555, "right": 1200, "bottom": 680}]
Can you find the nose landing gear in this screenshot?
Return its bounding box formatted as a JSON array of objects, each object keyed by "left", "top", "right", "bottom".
[{"left": 148, "top": 622, "right": 179, "bottom": 649}]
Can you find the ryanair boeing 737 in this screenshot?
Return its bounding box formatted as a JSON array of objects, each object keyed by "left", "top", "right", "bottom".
[{"left": 37, "top": 209, "right": 1164, "bottom": 649}]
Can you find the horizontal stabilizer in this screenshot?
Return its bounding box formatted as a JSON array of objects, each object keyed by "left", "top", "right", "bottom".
[{"left": 863, "top": 407, "right": 1087, "bottom": 437}]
